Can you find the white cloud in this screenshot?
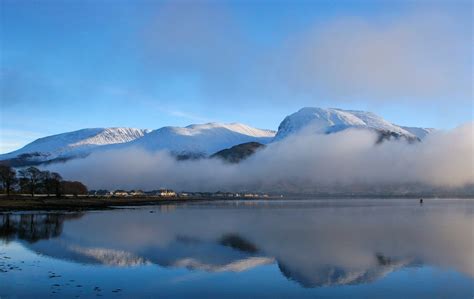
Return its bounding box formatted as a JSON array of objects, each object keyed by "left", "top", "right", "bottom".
[
  {"left": 49, "top": 123, "right": 474, "bottom": 192},
  {"left": 141, "top": 5, "right": 472, "bottom": 105},
  {"left": 275, "top": 12, "right": 472, "bottom": 101}
]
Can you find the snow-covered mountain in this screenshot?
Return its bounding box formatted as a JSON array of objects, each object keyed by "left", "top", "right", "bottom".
[
  {"left": 274, "top": 107, "right": 429, "bottom": 141},
  {"left": 0, "top": 128, "right": 149, "bottom": 163},
  {"left": 0, "top": 107, "right": 435, "bottom": 167},
  {"left": 0, "top": 123, "right": 275, "bottom": 165},
  {"left": 123, "top": 122, "right": 275, "bottom": 156}
]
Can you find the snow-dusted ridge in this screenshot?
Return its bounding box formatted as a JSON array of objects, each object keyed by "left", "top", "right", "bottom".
[
  {"left": 0, "top": 108, "right": 435, "bottom": 166},
  {"left": 124, "top": 122, "right": 276, "bottom": 155},
  {"left": 0, "top": 127, "right": 150, "bottom": 162},
  {"left": 0, "top": 123, "right": 275, "bottom": 164},
  {"left": 274, "top": 107, "right": 428, "bottom": 141}
]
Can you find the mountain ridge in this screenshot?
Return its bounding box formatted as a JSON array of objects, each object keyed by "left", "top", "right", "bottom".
[
  {"left": 127, "top": 122, "right": 275, "bottom": 155},
  {"left": 0, "top": 107, "right": 435, "bottom": 167},
  {"left": 0, "top": 123, "right": 275, "bottom": 166},
  {"left": 1, "top": 128, "right": 149, "bottom": 161},
  {"left": 274, "top": 107, "right": 419, "bottom": 141}
]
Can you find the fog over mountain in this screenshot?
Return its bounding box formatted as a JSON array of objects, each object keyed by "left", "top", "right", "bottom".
[
  {"left": 0, "top": 107, "right": 430, "bottom": 165},
  {"left": 2, "top": 107, "right": 472, "bottom": 193},
  {"left": 47, "top": 122, "right": 473, "bottom": 193}
]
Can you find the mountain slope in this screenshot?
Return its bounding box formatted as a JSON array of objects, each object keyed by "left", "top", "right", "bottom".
[
  {"left": 125, "top": 123, "right": 275, "bottom": 156},
  {"left": 0, "top": 128, "right": 149, "bottom": 164},
  {"left": 399, "top": 126, "right": 436, "bottom": 139},
  {"left": 274, "top": 107, "right": 420, "bottom": 141},
  {"left": 211, "top": 142, "right": 265, "bottom": 163},
  {"left": 0, "top": 123, "right": 275, "bottom": 166}
]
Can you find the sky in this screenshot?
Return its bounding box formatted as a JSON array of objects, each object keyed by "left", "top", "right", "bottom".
[{"left": 0, "top": 0, "right": 472, "bottom": 154}]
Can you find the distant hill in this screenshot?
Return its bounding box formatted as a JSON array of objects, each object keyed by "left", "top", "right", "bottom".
[{"left": 211, "top": 142, "right": 265, "bottom": 163}]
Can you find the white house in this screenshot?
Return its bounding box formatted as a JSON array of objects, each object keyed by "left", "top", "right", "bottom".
[{"left": 158, "top": 189, "right": 177, "bottom": 197}]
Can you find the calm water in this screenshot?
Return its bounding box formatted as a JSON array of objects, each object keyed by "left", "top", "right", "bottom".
[{"left": 1, "top": 199, "right": 473, "bottom": 298}]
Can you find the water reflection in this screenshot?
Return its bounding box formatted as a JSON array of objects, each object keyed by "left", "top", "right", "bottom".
[
  {"left": 0, "top": 213, "right": 83, "bottom": 243},
  {"left": 278, "top": 253, "right": 418, "bottom": 287},
  {"left": 1, "top": 200, "right": 473, "bottom": 288}
]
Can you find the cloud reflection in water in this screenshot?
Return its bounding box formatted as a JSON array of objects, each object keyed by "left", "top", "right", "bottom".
[{"left": 1, "top": 199, "right": 472, "bottom": 288}]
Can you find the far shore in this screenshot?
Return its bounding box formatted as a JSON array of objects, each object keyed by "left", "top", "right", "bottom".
[
  {"left": 0, "top": 194, "right": 472, "bottom": 212},
  {"left": 0, "top": 195, "right": 210, "bottom": 212}
]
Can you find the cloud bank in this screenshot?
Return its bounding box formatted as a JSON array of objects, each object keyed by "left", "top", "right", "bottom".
[
  {"left": 143, "top": 3, "right": 472, "bottom": 104},
  {"left": 48, "top": 123, "right": 474, "bottom": 192},
  {"left": 275, "top": 13, "right": 472, "bottom": 101}
]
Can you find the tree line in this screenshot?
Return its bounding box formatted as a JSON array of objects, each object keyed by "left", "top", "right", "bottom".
[{"left": 0, "top": 165, "right": 87, "bottom": 197}]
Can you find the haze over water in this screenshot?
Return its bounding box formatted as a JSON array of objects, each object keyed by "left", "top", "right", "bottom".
[{"left": 1, "top": 199, "right": 473, "bottom": 298}]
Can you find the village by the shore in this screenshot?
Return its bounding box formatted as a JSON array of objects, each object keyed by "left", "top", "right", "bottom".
[
  {"left": 0, "top": 164, "right": 278, "bottom": 212},
  {"left": 88, "top": 189, "right": 271, "bottom": 199}
]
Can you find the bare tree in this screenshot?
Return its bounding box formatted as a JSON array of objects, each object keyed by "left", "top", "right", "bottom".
[
  {"left": 18, "top": 167, "right": 42, "bottom": 196},
  {"left": 41, "top": 171, "right": 52, "bottom": 196},
  {"left": 61, "top": 181, "right": 88, "bottom": 197},
  {"left": 0, "top": 165, "right": 18, "bottom": 197},
  {"left": 44, "top": 172, "right": 63, "bottom": 198}
]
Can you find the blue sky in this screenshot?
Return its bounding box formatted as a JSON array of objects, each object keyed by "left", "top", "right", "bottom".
[{"left": 0, "top": 0, "right": 472, "bottom": 153}]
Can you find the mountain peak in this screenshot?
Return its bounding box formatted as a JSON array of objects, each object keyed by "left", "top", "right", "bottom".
[{"left": 275, "top": 107, "right": 416, "bottom": 141}]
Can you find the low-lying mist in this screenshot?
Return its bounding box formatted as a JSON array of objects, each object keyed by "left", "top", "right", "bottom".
[{"left": 48, "top": 123, "right": 474, "bottom": 193}]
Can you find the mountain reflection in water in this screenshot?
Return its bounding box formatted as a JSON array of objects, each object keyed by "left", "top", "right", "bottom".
[{"left": 0, "top": 199, "right": 473, "bottom": 288}]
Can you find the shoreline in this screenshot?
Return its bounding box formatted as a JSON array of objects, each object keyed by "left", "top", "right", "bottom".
[
  {"left": 0, "top": 196, "right": 206, "bottom": 212},
  {"left": 0, "top": 195, "right": 472, "bottom": 212}
]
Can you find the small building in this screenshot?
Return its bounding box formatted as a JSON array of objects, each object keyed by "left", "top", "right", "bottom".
[
  {"left": 113, "top": 190, "right": 129, "bottom": 197},
  {"left": 130, "top": 190, "right": 144, "bottom": 196},
  {"left": 243, "top": 193, "right": 260, "bottom": 198},
  {"left": 158, "top": 189, "right": 176, "bottom": 197}
]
